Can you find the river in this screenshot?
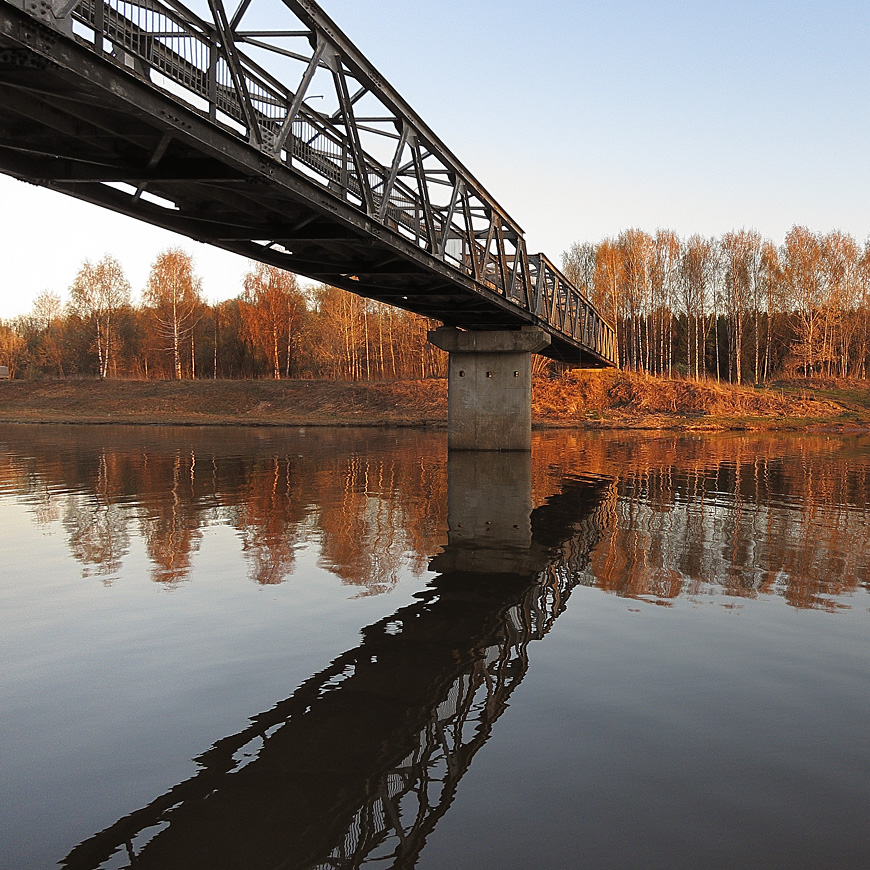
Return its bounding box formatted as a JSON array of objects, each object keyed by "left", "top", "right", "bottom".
[{"left": 1, "top": 424, "right": 868, "bottom": 869}]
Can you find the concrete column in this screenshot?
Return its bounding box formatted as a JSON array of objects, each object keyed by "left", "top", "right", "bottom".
[{"left": 428, "top": 326, "right": 551, "bottom": 451}]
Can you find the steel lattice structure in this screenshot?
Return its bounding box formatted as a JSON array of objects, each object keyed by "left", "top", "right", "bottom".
[{"left": 0, "top": 0, "right": 615, "bottom": 364}]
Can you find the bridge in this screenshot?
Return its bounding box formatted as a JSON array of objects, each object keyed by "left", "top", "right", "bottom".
[
  {"left": 59, "top": 455, "right": 612, "bottom": 869},
  {"left": 0, "top": 0, "right": 616, "bottom": 447}
]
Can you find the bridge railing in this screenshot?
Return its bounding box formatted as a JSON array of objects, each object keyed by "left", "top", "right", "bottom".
[{"left": 16, "top": 0, "right": 615, "bottom": 362}]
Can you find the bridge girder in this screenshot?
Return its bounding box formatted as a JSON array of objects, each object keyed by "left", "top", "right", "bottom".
[{"left": 0, "top": 0, "right": 615, "bottom": 365}]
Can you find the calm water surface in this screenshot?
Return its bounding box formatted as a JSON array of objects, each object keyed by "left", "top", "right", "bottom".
[{"left": 1, "top": 424, "right": 868, "bottom": 869}]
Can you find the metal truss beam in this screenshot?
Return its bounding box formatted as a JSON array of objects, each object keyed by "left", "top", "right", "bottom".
[{"left": 0, "top": 0, "right": 615, "bottom": 366}]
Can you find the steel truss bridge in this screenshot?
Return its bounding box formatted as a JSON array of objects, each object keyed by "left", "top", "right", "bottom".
[
  {"left": 0, "top": 0, "right": 615, "bottom": 365},
  {"left": 60, "top": 475, "right": 611, "bottom": 869}
]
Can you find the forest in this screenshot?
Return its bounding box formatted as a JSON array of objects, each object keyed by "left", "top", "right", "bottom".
[
  {"left": 0, "top": 250, "right": 445, "bottom": 381},
  {"left": 2, "top": 224, "right": 869, "bottom": 382},
  {"left": 563, "top": 225, "right": 870, "bottom": 382}
]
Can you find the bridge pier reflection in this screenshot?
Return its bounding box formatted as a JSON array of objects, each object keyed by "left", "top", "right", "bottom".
[
  {"left": 61, "top": 453, "right": 609, "bottom": 870},
  {"left": 428, "top": 326, "right": 551, "bottom": 450},
  {"left": 435, "top": 451, "right": 539, "bottom": 574}
]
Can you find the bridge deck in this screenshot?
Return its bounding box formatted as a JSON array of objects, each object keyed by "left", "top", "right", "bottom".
[{"left": 0, "top": 0, "right": 615, "bottom": 366}]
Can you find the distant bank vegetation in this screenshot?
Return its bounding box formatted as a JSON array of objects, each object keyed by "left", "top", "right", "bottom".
[
  {"left": 1, "top": 225, "right": 870, "bottom": 385},
  {"left": 563, "top": 225, "right": 870, "bottom": 383},
  {"left": 0, "top": 250, "right": 444, "bottom": 382},
  {"left": 1, "top": 371, "right": 863, "bottom": 429}
]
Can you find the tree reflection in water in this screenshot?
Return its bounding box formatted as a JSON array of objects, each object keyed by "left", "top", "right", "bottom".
[
  {"left": 61, "top": 450, "right": 130, "bottom": 582},
  {"left": 0, "top": 427, "right": 866, "bottom": 608},
  {"left": 58, "top": 451, "right": 611, "bottom": 870},
  {"left": 535, "top": 432, "right": 870, "bottom": 609},
  {"left": 1, "top": 425, "right": 868, "bottom": 868},
  {"left": 1, "top": 427, "right": 448, "bottom": 591}
]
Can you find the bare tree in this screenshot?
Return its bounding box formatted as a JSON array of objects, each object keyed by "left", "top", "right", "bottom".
[
  {"left": 68, "top": 255, "right": 131, "bottom": 378},
  {"left": 0, "top": 321, "right": 25, "bottom": 377},
  {"left": 679, "top": 236, "right": 716, "bottom": 379},
  {"left": 720, "top": 230, "right": 761, "bottom": 384},
  {"left": 618, "top": 229, "right": 655, "bottom": 372},
  {"left": 143, "top": 249, "right": 203, "bottom": 379},
  {"left": 562, "top": 241, "right": 598, "bottom": 298},
  {"left": 858, "top": 242, "right": 870, "bottom": 378},
  {"left": 32, "top": 291, "right": 66, "bottom": 377},
  {"left": 781, "top": 226, "right": 826, "bottom": 376},
  {"left": 823, "top": 231, "right": 860, "bottom": 377},
  {"left": 759, "top": 242, "right": 782, "bottom": 381},
  {"left": 32, "top": 290, "right": 62, "bottom": 329},
  {"left": 652, "top": 230, "right": 681, "bottom": 376},
  {"left": 594, "top": 239, "right": 625, "bottom": 369}
]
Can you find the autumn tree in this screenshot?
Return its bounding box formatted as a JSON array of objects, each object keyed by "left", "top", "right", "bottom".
[
  {"left": 679, "top": 235, "right": 716, "bottom": 379},
  {"left": 720, "top": 230, "right": 761, "bottom": 384},
  {"left": 562, "top": 241, "right": 598, "bottom": 299},
  {"left": 307, "top": 285, "right": 369, "bottom": 379},
  {"left": 300, "top": 284, "right": 344, "bottom": 378},
  {"left": 68, "top": 255, "right": 131, "bottom": 378},
  {"left": 781, "top": 226, "right": 826, "bottom": 375},
  {"left": 594, "top": 239, "right": 625, "bottom": 368},
  {"left": 14, "top": 227, "right": 870, "bottom": 384},
  {"left": 240, "top": 263, "right": 306, "bottom": 379},
  {"left": 618, "top": 229, "right": 655, "bottom": 372},
  {"left": 759, "top": 241, "right": 783, "bottom": 381},
  {"left": 823, "top": 231, "right": 860, "bottom": 377},
  {"left": 143, "top": 249, "right": 203, "bottom": 379},
  {"left": 651, "top": 230, "right": 681, "bottom": 376},
  {"left": 0, "top": 321, "right": 25, "bottom": 377},
  {"left": 857, "top": 243, "right": 870, "bottom": 377},
  {"left": 30, "top": 291, "right": 66, "bottom": 377}
]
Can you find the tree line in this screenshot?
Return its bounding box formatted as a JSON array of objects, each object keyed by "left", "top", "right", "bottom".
[
  {"left": 4, "top": 224, "right": 870, "bottom": 382},
  {"left": 563, "top": 225, "right": 870, "bottom": 381},
  {"left": 0, "top": 248, "right": 444, "bottom": 380}
]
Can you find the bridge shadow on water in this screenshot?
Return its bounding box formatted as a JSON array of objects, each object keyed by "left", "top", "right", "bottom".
[{"left": 60, "top": 452, "right": 612, "bottom": 870}]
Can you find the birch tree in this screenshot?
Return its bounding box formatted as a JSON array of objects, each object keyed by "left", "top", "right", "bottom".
[
  {"left": 679, "top": 236, "right": 716, "bottom": 379},
  {"left": 652, "top": 230, "right": 681, "bottom": 376},
  {"left": 32, "top": 291, "right": 66, "bottom": 377},
  {"left": 68, "top": 255, "right": 131, "bottom": 378},
  {"left": 143, "top": 249, "right": 202, "bottom": 379},
  {"left": 241, "top": 263, "right": 305, "bottom": 379},
  {"left": 781, "top": 226, "right": 826, "bottom": 375},
  {"left": 720, "top": 230, "right": 761, "bottom": 384},
  {"left": 594, "top": 239, "right": 625, "bottom": 368}
]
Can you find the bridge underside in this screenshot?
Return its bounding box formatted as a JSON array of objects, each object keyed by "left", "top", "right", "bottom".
[{"left": 0, "top": 3, "right": 610, "bottom": 366}]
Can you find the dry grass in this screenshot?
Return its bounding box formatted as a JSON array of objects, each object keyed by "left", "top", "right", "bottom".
[
  {"left": 0, "top": 378, "right": 447, "bottom": 427},
  {"left": 0, "top": 372, "right": 867, "bottom": 430},
  {"left": 532, "top": 369, "right": 864, "bottom": 430}
]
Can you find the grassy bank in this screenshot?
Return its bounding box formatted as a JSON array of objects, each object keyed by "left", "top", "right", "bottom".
[
  {"left": 0, "top": 379, "right": 446, "bottom": 427},
  {"left": 533, "top": 371, "right": 870, "bottom": 431},
  {"left": 0, "top": 372, "right": 867, "bottom": 430}
]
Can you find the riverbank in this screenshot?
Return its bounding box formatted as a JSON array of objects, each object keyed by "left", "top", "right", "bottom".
[{"left": 0, "top": 372, "right": 867, "bottom": 430}]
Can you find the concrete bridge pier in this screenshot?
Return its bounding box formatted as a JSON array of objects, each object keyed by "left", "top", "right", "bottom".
[{"left": 428, "top": 326, "right": 551, "bottom": 451}]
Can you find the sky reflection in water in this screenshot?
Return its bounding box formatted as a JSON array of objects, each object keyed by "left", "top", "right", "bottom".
[{"left": 0, "top": 425, "right": 868, "bottom": 869}]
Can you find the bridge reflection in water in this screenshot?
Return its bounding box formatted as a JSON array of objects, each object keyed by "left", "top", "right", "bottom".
[{"left": 60, "top": 452, "right": 609, "bottom": 870}]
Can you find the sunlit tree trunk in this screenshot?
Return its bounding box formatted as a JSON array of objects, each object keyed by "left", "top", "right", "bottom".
[
  {"left": 144, "top": 249, "right": 203, "bottom": 380},
  {"left": 213, "top": 304, "right": 219, "bottom": 379},
  {"left": 69, "top": 255, "right": 131, "bottom": 379}
]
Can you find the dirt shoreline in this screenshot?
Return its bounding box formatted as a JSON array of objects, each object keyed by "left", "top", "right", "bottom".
[{"left": 0, "top": 374, "right": 868, "bottom": 432}]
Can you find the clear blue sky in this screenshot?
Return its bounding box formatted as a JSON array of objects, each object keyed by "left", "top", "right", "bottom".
[{"left": 2, "top": 0, "right": 868, "bottom": 318}]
